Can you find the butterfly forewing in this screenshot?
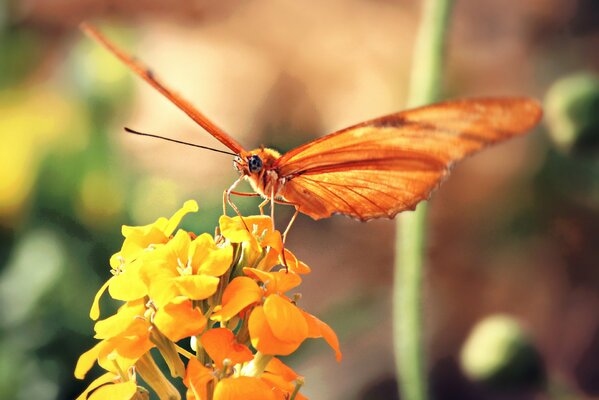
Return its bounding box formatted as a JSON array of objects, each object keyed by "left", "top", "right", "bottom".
[
  {"left": 80, "top": 22, "right": 246, "bottom": 155},
  {"left": 276, "top": 98, "right": 542, "bottom": 220}
]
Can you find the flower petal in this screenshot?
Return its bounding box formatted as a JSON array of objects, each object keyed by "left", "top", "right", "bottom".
[
  {"left": 87, "top": 380, "right": 137, "bottom": 400},
  {"left": 200, "top": 328, "right": 253, "bottom": 369},
  {"left": 255, "top": 248, "right": 281, "bottom": 273},
  {"left": 302, "top": 311, "right": 342, "bottom": 362},
  {"left": 244, "top": 268, "right": 302, "bottom": 295},
  {"left": 94, "top": 299, "right": 147, "bottom": 339},
  {"left": 174, "top": 274, "right": 220, "bottom": 300},
  {"left": 260, "top": 373, "right": 306, "bottom": 400},
  {"left": 120, "top": 224, "right": 168, "bottom": 261},
  {"left": 90, "top": 278, "right": 112, "bottom": 321},
  {"left": 108, "top": 260, "right": 148, "bottom": 301},
  {"left": 190, "top": 233, "right": 233, "bottom": 276},
  {"left": 211, "top": 277, "right": 262, "bottom": 322},
  {"left": 219, "top": 215, "right": 273, "bottom": 243},
  {"left": 75, "top": 372, "right": 118, "bottom": 400},
  {"left": 265, "top": 357, "right": 300, "bottom": 382},
  {"left": 248, "top": 306, "right": 302, "bottom": 356},
  {"left": 261, "top": 230, "right": 283, "bottom": 253},
  {"left": 154, "top": 298, "right": 207, "bottom": 342},
  {"left": 96, "top": 337, "right": 154, "bottom": 373},
  {"left": 163, "top": 199, "right": 199, "bottom": 237},
  {"left": 75, "top": 341, "right": 105, "bottom": 379},
  {"left": 184, "top": 358, "right": 214, "bottom": 400},
  {"left": 263, "top": 295, "right": 308, "bottom": 343},
  {"left": 214, "top": 376, "right": 276, "bottom": 400},
  {"left": 281, "top": 249, "right": 311, "bottom": 275}
]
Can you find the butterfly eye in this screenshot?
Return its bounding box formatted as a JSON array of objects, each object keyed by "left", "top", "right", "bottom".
[{"left": 248, "top": 155, "right": 263, "bottom": 174}]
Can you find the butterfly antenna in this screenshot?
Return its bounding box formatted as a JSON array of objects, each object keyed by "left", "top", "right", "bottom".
[{"left": 124, "top": 127, "right": 238, "bottom": 156}]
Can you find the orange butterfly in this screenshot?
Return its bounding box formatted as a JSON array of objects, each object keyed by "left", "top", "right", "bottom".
[{"left": 81, "top": 23, "right": 542, "bottom": 236}]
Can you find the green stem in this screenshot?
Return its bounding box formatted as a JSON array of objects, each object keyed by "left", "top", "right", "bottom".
[{"left": 393, "top": 1, "right": 454, "bottom": 400}]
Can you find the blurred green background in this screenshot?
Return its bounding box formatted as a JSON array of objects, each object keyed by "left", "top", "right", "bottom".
[{"left": 1, "top": 1, "right": 598, "bottom": 399}]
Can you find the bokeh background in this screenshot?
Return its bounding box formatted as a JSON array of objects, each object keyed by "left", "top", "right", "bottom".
[{"left": 1, "top": 0, "right": 598, "bottom": 399}]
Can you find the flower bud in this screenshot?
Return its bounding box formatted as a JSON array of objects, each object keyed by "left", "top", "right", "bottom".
[
  {"left": 545, "top": 72, "right": 599, "bottom": 154},
  {"left": 459, "top": 314, "right": 544, "bottom": 390}
]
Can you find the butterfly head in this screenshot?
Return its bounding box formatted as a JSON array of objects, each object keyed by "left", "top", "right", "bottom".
[{"left": 234, "top": 148, "right": 281, "bottom": 177}]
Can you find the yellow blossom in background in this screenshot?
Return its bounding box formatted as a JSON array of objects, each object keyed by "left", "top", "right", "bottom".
[{"left": 76, "top": 200, "right": 341, "bottom": 399}]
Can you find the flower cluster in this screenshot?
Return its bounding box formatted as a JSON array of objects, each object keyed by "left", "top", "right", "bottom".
[{"left": 75, "top": 200, "right": 341, "bottom": 400}]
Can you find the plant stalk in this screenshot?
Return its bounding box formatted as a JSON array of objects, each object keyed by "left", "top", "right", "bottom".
[{"left": 393, "top": 1, "right": 454, "bottom": 400}]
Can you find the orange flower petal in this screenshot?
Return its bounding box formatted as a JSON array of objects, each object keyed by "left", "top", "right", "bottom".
[
  {"left": 110, "top": 336, "right": 154, "bottom": 363},
  {"left": 214, "top": 376, "right": 276, "bottom": 400},
  {"left": 87, "top": 380, "right": 137, "bottom": 400},
  {"left": 248, "top": 306, "right": 302, "bottom": 356},
  {"left": 281, "top": 249, "right": 311, "bottom": 275},
  {"left": 90, "top": 278, "right": 112, "bottom": 321},
  {"left": 200, "top": 328, "right": 253, "bottom": 369},
  {"left": 190, "top": 233, "right": 233, "bottom": 276},
  {"left": 211, "top": 277, "right": 262, "bottom": 322},
  {"left": 255, "top": 248, "right": 281, "bottom": 272},
  {"left": 302, "top": 311, "right": 342, "bottom": 362},
  {"left": 154, "top": 298, "right": 207, "bottom": 342},
  {"left": 261, "top": 230, "right": 283, "bottom": 253},
  {"left": 265, "top": 358, "right": 300, "bottom": 382},
  {"left": 263, "top": 295, "right": 308, "bottom": 343},
  {"left": 262, "top": 358, "right": 308, "bottom": 400},
  {"left": 174, "top": 274, "right": 220, "bottom": 300},
  {"left": 260, "top": 373, "right": 306, "bottom": 400},
  {"left": 244, "top": 268, "right": 302, "bottom": 294},
  {"left": 184, "top": 358, "right": 214, "bottom": 400}
]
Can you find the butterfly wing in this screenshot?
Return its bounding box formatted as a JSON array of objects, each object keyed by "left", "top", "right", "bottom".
[
  {"left": 275, "top": 98, "right": 542, "bottom": 221},
  {"left": 80, "top": 22, "right": 246, "bottom": 155}
]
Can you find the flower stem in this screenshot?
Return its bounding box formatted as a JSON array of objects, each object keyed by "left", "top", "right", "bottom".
[
  {"left": 136, "top": 352, "right": 181, "bottom": 400},
  {"left": 241, "top": 352, "right": 273, "bottom": 377},
  {"left": 393, "top": 1, "right": 454, "bottom": 400}
]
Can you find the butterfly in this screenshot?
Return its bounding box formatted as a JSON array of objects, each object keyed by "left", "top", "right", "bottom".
[{"left": 81, "top": 23, "right": 542, "bottom": 237}]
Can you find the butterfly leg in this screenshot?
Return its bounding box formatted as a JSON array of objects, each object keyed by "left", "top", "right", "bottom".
[
  {"left": 277, "top": 208, "right": 299, "bottom": 273},
  {"left": 270, "top": 186, "right": 276, "bottom": 224},
  {"left": 224, "top": 176, "right": 250, "bottom": 231},
  {"left": 282, "top": 208, "right": 300, "bottom": 244},
  {"left": 258, "top": 198, "right": 269, "bottom": 216}
]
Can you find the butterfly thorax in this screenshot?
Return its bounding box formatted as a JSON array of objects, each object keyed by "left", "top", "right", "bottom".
[{"left": 236, "top": 147, "right": 283, "bottom": 199}]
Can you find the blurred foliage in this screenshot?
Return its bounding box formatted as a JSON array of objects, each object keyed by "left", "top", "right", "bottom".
[{"left": 0, "top": 20, "right": 137, "bottom": 399}]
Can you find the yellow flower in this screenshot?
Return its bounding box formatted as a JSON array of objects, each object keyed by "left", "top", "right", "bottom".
[
  {"left": 90, "top": 200, "right": 199, "bottom": 320},
  {"left": 74, "top": 372, "right": 138, "bottom": 400},
  {"left": 219, "top": 215, "right": 310, "bottom": 274},
  {"left": 139, "top": 229, "right": 232, "bottom": 307},
  {"left": 75, "top": 297, "right": 205, "bottom": 381},
  {"left": 77, "top": 200, "right": 340, "bottom": 400}
]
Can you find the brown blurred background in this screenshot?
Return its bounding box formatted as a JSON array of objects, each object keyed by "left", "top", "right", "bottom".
[{"left": 1, "top": 0, "right": 598, "bottom": 399}]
